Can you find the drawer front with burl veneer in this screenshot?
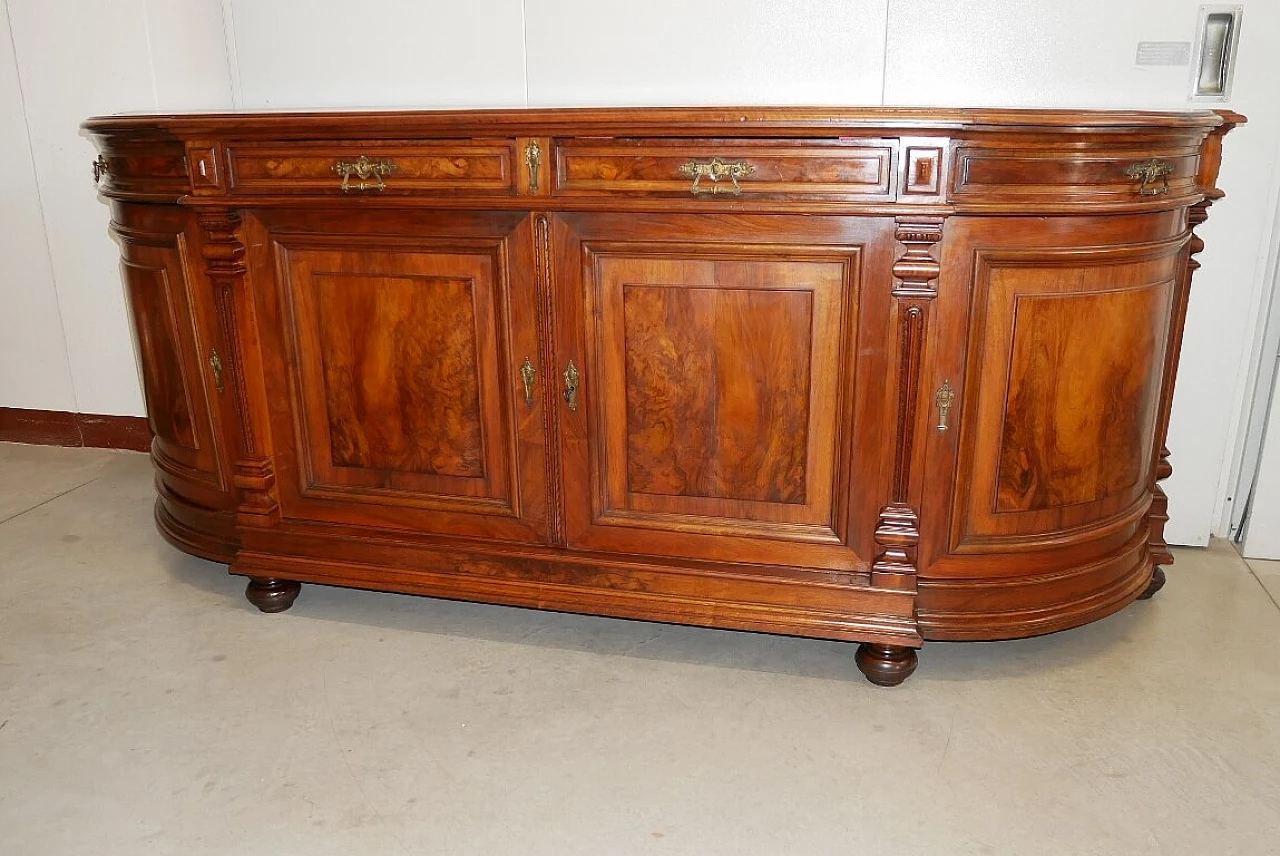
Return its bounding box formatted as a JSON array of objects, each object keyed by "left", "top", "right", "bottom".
[
  {"left": 225, "top": 141, "right": 519, "bottom": 196},
  {"left": 553, "top": 139, "right": 896, "bottom": 200},
  {"left": 952, "top": 146, "right": 1201, "bottom": 210}
]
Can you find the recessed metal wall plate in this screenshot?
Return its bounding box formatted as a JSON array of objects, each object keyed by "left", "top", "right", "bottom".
[
  {"left": 1190, "top": 5, "right": 1243, "bottom": 101},
  {"left": 1136, "top": 41, "right": 1191, "bottom": 67}
]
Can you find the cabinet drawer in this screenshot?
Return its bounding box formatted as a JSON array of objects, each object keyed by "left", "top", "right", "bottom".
[
  {"left": 553, "top": 139, "right": 896, "bottom": 199},
  {"left": 953, "top": 148, "right": 1199, "bottom": 203},
  {"left": 226, "top": 141, "right": 518, "bottom": 195}
]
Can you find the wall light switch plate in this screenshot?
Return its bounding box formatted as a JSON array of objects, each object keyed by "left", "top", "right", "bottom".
[{"left": 1190, "top": 5, "right": 1242, "bottom": 101}]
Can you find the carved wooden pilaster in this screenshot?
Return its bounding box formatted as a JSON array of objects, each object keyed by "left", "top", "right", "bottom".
[
  {"left": 872, "top": 502, "right": 922, "bottom": 587},
  {"left": 1145, "top": 111, "right": 1243, "bottom": 575},
  {"left": 1145, "top": 201, "right": 1211, "bottom": 569},
  {"left": 873, "top": 218, "right": 944, "bottom": 590},
  {"left": 1148, "top": 446, "right": 1175, "bottom": 568},
  {"left": 198, "top": 210, "right": 279, "bottom": 527},
  {"left": 532, "top": 213, "right": 566, "bottom": 546},
  {"left": 892, "top": 220, "right": 945, "bottom": 298}
]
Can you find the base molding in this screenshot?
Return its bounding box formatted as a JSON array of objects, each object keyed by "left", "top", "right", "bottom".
[
  {"left": 0, "top": 407, "right": 152, "bottom": 452},
  {"left": 230, "top": 545, "right": 923, "bottom": 648}
]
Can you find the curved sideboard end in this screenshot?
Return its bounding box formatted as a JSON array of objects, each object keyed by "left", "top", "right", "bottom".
[
  {"left": 915, "top": 531, "right": 1158, "bottom": 642},
  {"left": 154, "top": 490, "right": 238, "bottom": 565}
]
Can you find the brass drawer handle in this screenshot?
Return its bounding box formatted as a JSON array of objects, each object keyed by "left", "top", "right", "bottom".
[
  {"left": 1125, "top": 159, "right": 1173, "bottom": 196},
  {"left": 563, "top": 360, "right": 580, "bottom": 410},
  {"left": 332, "top": 155, "right": 398, "bottom": 193},
  {"left": 520, "top": 356, "right": 537, "bottom": 407},
  {"left": 209, "top": 349, "right": 225, "bottom": 393},
  {"left": 678, "top": 158, "right": 756, "bottom": 195},
  {"left": 935, "top": 380, "right": 955, "bottom": 431}
]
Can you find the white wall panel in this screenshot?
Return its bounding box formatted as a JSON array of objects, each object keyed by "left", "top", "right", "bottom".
[
  {"left": 1243, "top": 341, "right": 1280, "bottom": 557},
  {"left": 524, "top": 0, "right": 887, "bottom": 106},
  {"left": 884, "top": 0, "right": 1280, "bottom": 546},
  {"left": 227, "top": 0, "right": 527, "bottom": 108},
  {"left": 6, "top": 0, "right": 155, "bottom": 417},
  {"left": 0, "top": 0, "right": 75, "bottom": 412},
  {"left": 147, "top": 1, "right": 235, "bottom": 108},
  {"left": 5, "top": 0, "right": 232, "bottom": 417},
  {"left": 884, "top": 1, "right": 1211, "bottom": 109}
]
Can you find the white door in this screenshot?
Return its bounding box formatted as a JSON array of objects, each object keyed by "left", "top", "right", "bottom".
[
  {"left": 1241, "top": 227, "right": 1280, "bottom": 559},
  {"left": 1243, "top": 370, "right": 1280, "bottom": 557}
]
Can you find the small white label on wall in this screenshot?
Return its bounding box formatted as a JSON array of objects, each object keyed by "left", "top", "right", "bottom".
[{"left": 1135, "top": 42, "right": 1192, "bottom": 66}]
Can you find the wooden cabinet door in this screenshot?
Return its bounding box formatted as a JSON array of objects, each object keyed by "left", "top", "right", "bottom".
[
  {"left": 551, "top": 213, "right": 895, "bottom": 570},
  {"left": 919, "top": 214, "right": 1187, "bottom": 578},
  {"left": 116, "top": 204, "right": 231, "bottom": 505},
  {"left": 249, "top": 211, "right": 547, "bottom": 542}
]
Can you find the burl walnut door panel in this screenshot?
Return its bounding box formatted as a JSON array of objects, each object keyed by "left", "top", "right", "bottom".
[
  {"left": 250, "top": 211, "right": 546, "bottom": 542},
  {"left": 920, "top": 215, "right": 1187, "bottom": 579},
  {"left": 553, "top": 213, "right": 896, "bottom": 570}
]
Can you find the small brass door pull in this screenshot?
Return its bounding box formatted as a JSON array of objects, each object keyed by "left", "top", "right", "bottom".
[
  {"left": 563, "top": 360, "right": 580, "bottom": 410},
  {"left": 520, "top": 356, "right": 537, "bottom": 407}
]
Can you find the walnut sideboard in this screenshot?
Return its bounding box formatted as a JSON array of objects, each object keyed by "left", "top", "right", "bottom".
[{"left": 85, "top": 107, "right": 1240, "bottom": 685}]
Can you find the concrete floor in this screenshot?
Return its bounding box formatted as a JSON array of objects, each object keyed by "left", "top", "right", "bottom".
[{"left": 1, "top": 442, "right": 1279, "bottom": 855}]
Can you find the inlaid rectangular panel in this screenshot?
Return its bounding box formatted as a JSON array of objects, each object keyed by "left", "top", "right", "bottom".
[
  {"left": 313, "top": 273, "right": 485, "bottom": 478},
  {"left": 951, "top": 243, "right": 1179, "bottom": 551},
  {"left": 622, "top": 283, "right": 812, "bottom": 505},
  {"left": 996, "top": 287, "right": 1159, "bottom": 513}
]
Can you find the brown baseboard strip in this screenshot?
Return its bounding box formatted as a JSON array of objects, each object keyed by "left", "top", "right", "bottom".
[{"left": 0, "top": 408, "right": 152, "bottom": 452}]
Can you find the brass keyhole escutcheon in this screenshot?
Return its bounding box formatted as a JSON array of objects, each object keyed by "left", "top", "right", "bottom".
[
  {"left": 209, "top": 349, "right": 225, "bottom": 393},
  {"left": 520, "top": 356, "right": 537, "bottom": 408},
  {"left": 563, "top": 360, "right": 580, "bottom": 410},
  {"left": 935, "top": 379, "right": 955, "bottom": 431},
  {"left": 525, "top": 140, "right": 542, "bottom": 193}
]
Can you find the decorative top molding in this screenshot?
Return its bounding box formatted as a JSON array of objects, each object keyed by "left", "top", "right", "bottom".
[{"left": 83, "top": 106, "right": 1227, "bottom": 139}]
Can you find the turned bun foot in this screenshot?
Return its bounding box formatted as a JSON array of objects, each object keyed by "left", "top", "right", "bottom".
[
  {"left": 1136, "top": 566, "right": 1166, "bottom": 601},
  {"left": 245, "top": 577, "right": 302, "bottom": 613},
  {"left": 855, "top": 643, "right": 919, "bottom": 687}
]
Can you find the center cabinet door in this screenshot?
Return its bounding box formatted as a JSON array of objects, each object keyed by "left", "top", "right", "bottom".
[
  {"left": 249, "top": 210, "right": 548, "bottom": 543},
  {"left": 551, "top": 213, "right": 895, "bottom": 571}
]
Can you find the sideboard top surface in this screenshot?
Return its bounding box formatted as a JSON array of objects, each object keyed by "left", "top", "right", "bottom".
[{"left": 83, "top": 105, "right": 1230, "bottom": 137}]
